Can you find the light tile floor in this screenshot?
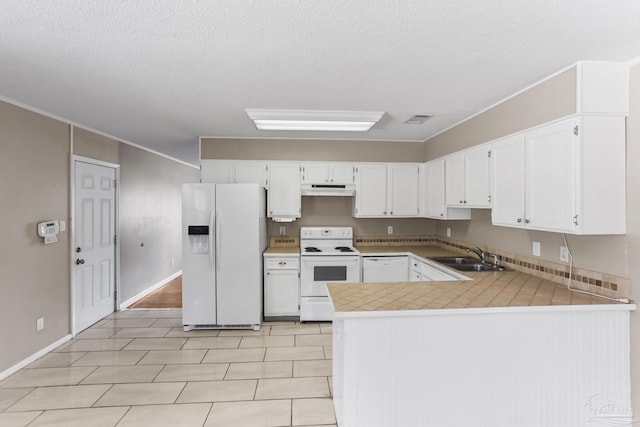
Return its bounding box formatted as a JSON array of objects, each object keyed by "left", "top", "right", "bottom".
[{"left": 0, "top": 309, "right": 336, "bottom": 427}]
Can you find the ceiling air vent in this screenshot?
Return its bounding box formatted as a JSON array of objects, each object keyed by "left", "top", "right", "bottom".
[{"left": 404, "top": 115, "right": 433, "bottom": 124}]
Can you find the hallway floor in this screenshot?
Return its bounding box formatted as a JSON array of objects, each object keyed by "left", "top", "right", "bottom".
[{"left": 0, "top": 309, "right": 336, "bottom": 427}]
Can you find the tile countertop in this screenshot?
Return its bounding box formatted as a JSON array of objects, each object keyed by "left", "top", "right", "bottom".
[
  {"left": 263, "top": 246, "right": 300, "bottom": 255},
  {"left": 329, "top": 245, "right": 635, "bottom": 315}
]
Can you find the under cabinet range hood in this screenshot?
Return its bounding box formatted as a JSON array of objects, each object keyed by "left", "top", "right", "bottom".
[{"left": 301, "top": 184, "right": 355, "bottom": 196}]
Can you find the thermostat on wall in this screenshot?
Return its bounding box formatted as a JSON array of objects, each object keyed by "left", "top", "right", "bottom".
[{"left": 37, "top": 220, "right": 60, "bottom": 244}]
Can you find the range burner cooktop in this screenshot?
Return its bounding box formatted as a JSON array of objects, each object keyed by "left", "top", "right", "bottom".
[{"left": 299, "top": 226, "right": 360, "bottom": 257}]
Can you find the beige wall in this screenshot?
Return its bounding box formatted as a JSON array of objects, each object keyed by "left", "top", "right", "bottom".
[
  {"left": 201, "top": 138, "right": 426, "bottom": 162},
  {"left": 72, "top": 127, "right": 119, "bottom": 164},
  {"left": 425, "top": 67, "right": 577, "bottom": 159},
  {"left": 268, "top": 197, "right": 435, "bottom": 238},
  {"left": 0, "top": 100, "right": 200, "bottom": 375},
  {"left": 0, "top": 101, "right": 71, "bottom": 370},
  {"left": 118, "top": 144, "right": 199, "bottom": 302}
]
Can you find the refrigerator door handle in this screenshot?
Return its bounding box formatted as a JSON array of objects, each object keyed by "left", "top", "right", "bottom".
[
  {"left": 215, "top": 210, "right": 221, "bottom": 272},
  {"left": 208, "top": 210, "right": 215, "bottom": 269}
]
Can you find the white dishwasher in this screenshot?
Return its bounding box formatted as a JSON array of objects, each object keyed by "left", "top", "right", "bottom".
[{"left": 362, "top": 256, "right": 409, "bottom": 283}]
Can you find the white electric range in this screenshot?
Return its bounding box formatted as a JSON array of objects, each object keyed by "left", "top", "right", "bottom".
[{"left": 299, "top": 227, "right": 361, "bottom": 321}]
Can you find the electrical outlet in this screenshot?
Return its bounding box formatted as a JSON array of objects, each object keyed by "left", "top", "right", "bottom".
[
  {"left": 560, "top": 246, "right": 569, "bottom": 262},
  {"left": 36, "top": 317, "right": 44, "bottom": 332},
  {"left": 446, "top": 227, "right": 451, "bottom": 237},
  {"left": 532, "top": 241, "right": 541, "bottom": 257},
  {"left": 171, "top": 258, "right": 175, "bottom": 266},
  {"left": 387, "top": 226, "right": 393, "bottom": 235},
  {"left": 279, "top": 226, "right": 286, "bottom": 236}
]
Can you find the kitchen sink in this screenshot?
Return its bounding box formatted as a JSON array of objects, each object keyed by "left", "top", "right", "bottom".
[
  {"left": 429, "top": 256, "right": 511, "bottom": 272},
  {"left": 428, "top": 256, "right": 479, "bottom": 264},
  {"left": 448, "top": 263, "right": 510, "bottom": 272}
]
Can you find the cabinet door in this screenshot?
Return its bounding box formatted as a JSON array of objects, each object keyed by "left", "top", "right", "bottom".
[
  {"left": 235, "top": 162, "right": 267, "bottom": 187},
  {"left": 354, "top": 164, "right": 387, "bottom": 217},
  {"left": 445, "top": 154, "right": 465, "bottom": 207},
  {"left": 464, "top": 147, "right": 491, "bottom": 208},
  {"left": 268, "top": 163, "right": 301, "bottom": 218},
  {"left": 491, "top": 135, "right": 525, "bottom": 227},
  {"left": 388, "top": 164, "right": 419, "bottom": 216},
  {"left": 420, "top": 263, "right": 455, "bottom": 281},
  {"left": 265, "top": 269, "right": 300, "bottom": 316},
  {"left": 301, "top": 163, "right": 329, "bottom": 184},
  {"left": 329, "top": 163, "right": 355, "bottom": 184},
  {"left": 525, "top": 119, "right": 576, "bottom": 232},
  {"left": 201, "top": 160, "right": 233, "bottom": 183},
  {"left": 426, "top": 159, "right": 446, "bottom": 218}
]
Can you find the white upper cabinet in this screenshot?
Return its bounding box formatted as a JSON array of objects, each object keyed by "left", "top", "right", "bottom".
[
  {"left": 445, "top": 147, "right": 491, "bottom": 208},
  {"left": 464, "top": 147, "right": 492, "bottom": 207},
  {"left": 426, "top": 159, "right": 446, "bottom": 219},
  {"left": 267, "top": 162, "right": 301, "bottom": 220},
  {"left": 330, "top": 163, "right": 355, "bottom": 184},
  {"left": 235, "top": 162, "right": 268, "bottom": 188},
  {"left": 444, "top": 154, "right": 465, "bottom": 207},
  {"left": 353, "top": 163, "right": 388, "bottom": 217},
  {"left": 425, "top": 159, "right": 471, "bottom": 220},
  {"left": 387, "top": 164, "right": 420, "bottom": 217},
  {"left": 491, "top": 115, "right": 626, "bottom": 234},
  {"left": 201, "top": 160, "right": 233, "bottom": 183},
  {"left": 525, "top": 120, "right": 576, "bottom": 232},
  {"left": 300, "top": 162, "right": 354, "bottom": 184},
  {"left": 300, "top": 163, "right": 329, "bottom": 184},
  {"left": 491, "top": 135, "right": 526, "bottom": 228},
  {"left": 354, "top": 163, "right": 421, "bottom": 217},
  {"left": 201, "top": 160, "right": 267, "bottom": 187}
]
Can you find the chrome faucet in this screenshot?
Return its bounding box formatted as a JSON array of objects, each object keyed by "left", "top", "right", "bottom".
[{"left": 466, "top": 247, "right": 486, "bottom": 263}]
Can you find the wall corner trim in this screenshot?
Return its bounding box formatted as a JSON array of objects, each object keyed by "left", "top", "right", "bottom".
[
  {"left": 119, "top": 270, "right": 182, "bottom": 310},
  {"left": 0, "top": 334, "right": 73, "bottom": 381}
]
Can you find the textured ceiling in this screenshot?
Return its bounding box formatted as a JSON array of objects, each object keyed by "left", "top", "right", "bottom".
[{"left": 1, "top": 1, "right": 640, "bottom": 165}]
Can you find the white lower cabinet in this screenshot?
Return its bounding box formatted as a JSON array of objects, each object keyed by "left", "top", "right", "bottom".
[
  {"left": 264, "top": 256, "right": 300, "bottom": 317},
  {"left": 410, "top": 256, "right": 465, "bottom": 281}
]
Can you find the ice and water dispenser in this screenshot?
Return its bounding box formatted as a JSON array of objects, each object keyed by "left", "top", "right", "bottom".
[{"left": 188, "top": 225, "right": 209, "bottom": 253}]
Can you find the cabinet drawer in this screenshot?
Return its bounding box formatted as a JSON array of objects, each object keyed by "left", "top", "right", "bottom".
[{"left": 266, "top": 257, "right": 300, "bottom": 270}]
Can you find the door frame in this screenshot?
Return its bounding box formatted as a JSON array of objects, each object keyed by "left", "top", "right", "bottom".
[{"left": 70, "top": 155, "right": 120, "bottom": 336}]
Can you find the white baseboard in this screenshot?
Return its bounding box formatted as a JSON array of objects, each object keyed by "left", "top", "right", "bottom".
[
  {"left": 119, "top": 270, "right": 182, "bottom": 310},
  {"left": 0, "top": 334, "right": 72, "bottom": 381}
]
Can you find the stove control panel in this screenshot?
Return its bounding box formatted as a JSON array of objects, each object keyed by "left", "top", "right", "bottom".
[{"left": 300, "top": 227, "right": 353, "bottom": 239}]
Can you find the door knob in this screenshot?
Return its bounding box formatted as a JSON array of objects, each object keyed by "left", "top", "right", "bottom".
[{"left": 76, "top": 259, "right": 85, "bottom": 265}]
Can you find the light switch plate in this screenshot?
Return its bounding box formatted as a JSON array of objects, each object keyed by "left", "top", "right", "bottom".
[
  {"left": 36, "top": 317, "right": 44, "bottom": 332},
  {"left": 532, "top": 241, "right": 541, "bottom": 257}
]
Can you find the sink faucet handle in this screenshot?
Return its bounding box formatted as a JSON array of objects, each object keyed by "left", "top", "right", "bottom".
[{"left": 491, "top": 254, "right": 499, "bottom": 266}]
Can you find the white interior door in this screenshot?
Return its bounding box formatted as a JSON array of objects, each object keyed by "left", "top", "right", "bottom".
[{"left": 74, "top": 161, "right": 117, "bottom": 332}]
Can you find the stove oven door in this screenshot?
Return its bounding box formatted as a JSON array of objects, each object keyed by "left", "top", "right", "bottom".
[{"left": 300, "top": 256, "right": 361, "bottom": 297}]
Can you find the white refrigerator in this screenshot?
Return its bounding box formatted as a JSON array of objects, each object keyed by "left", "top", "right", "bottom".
[{"left": 182, "top": 183, "right": 266, "bottom": 330}]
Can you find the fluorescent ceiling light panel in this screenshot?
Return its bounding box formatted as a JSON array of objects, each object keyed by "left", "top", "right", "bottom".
[{"left": 245, "top": 109, "right": 384, "bottom": 131}]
